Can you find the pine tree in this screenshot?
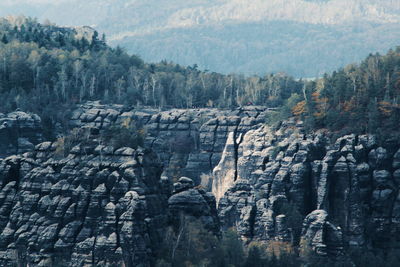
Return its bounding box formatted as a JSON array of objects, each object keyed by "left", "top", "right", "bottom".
[{"left": 1, "top": 34, "right": 8, "bottom": 44}]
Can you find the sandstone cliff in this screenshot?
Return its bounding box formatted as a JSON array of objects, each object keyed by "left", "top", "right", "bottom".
[
  {"left": 214, "top": 120, "right": 400, "bottom": 256},
  {"left": 69, "top": 101, "right": 268, "bottom": 185},
  {"left": 0, "top": 140, "right": 218, "bottom": 266},
  {"left": 2, "top": 104, "right": 400, "bottom": 264}
]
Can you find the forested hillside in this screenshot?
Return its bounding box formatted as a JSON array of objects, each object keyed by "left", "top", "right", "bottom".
[
  {"left": 0, "top": 16, "right": 400, "bottom": 138},
  {"left": 1, "top": 0, "right": 399, "bottom": 77},
  {"left": 287, "top": 48, "right": 400, "bottom": 136},
  {"left": 0, "top": 17, "right": 303, "bottom": 134}
]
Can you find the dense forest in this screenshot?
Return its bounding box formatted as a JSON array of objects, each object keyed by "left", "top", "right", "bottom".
[
  {"left": 0, "top": 16, "right": 399, "bottom": 137},
  {"left": 0, "top": 17, "right": 302, "bottom": 132},
  {"left": 2, "top": 0, "right": 399, "bottom": 77},
  {"left": 287, "top": 47, "right": 400, "bottom": 136}
]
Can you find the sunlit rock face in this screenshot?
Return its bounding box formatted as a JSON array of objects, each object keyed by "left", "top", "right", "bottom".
[{"left": 214, "top": 120, "right": 400, "bottom": 255}]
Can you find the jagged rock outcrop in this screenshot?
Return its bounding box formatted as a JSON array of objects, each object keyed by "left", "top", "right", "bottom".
[
  {"left": 4, "top": 103, "right": 400, "bottom": 261},
  {"left": 0, "top": 111, "right": 42, "bottom": 158},
  {"left": 0, "top": 104, "right": 271, "bottom": 265},
  {"left": 214, "top": 120, "right": 400, "bottom": 255},
  {"left": 300, "top": 210, "right": 343, "bottom": 257},
  {"left": 168, "top": 177, "right": 220, "bottom": 234},
  {"left": 69, "top": 101, "right": 269, "bottom": 184},
  {"left": 0, "top": 141, "right": 168, "bottom": 266},
  {"left": 0, "top": 134, "right": 224, "bottom": 266}
]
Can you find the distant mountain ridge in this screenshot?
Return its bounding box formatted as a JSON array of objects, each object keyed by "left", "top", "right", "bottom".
[{"left": 0, "top": 0, "right": 399, "bottom": 77}]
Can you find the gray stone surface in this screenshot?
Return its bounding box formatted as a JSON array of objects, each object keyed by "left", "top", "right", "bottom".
[
  {"left": 69, "top": 101, "right": 269, "bottom": 184},
  {"left": 0, "top": 111, "right": 42, "bottom": 157},
  {"left": 0, "top": 135, "right": 221, "bottom": 266},
  {"left": 301, "top": 210, "right": 343, "bottom": 256},
  {"left": 3, "top": 102, "right": 400, "bottom": 262},
  {"left": 0, "top": 141, "right": 168, "bottom": 266},
  {"left": 214, "top": 121, "right": 400, "bottom": 255},
  {"left": 169, "top": 177, "right": 220, "bottom": 234}
]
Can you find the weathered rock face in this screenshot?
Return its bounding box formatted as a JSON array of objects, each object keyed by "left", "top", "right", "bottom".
[
  {"left": 69, "top": 101, "right": 269, "bottom": 185},
  {"left": 214, "top": 120, "right": 400, "bottom": 255},
  {"left": 0, "top": 111, "right": 42, "bottom": 158},
  {"left": 168, "top": 177, "right": 220, "bottom": 235},
  {"left": 300, "top": 210, "right": 343, "bottom": 257},
  {"left": 0, "top": 132, "right": 223, "bottom": 266},
  {"left": 0, "top": 142, "right": 168, "bottom": 266},
  {"left": 4, "top": 103, "right": 400, "bottom": 262},
  {"left": 0, "top": 103, "right": 270, "bottom": 265}
]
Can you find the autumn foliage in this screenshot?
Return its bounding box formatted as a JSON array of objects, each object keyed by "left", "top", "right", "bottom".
[
  {"left": 286, "top": 47, "right": 400, "bottom": 134},
  {"left": 292, "top": 101, "right": 307, "bottom": 116}
]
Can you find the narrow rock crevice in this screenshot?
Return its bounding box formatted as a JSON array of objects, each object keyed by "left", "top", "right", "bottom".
[{"left": 232, "top": 125, "right": 243, "bottom": 182}]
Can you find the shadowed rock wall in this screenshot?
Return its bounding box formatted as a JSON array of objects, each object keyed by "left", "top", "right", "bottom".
[
  {"left": 0, "top": 136, "right": 220, "bottom": 266},
  {"left": 0, "top": 111, "right": 42, "bottom": 158}
]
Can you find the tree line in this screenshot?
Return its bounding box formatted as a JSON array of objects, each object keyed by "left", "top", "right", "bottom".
[
  {"left": 154, "top": 216, "right": 400, "bottom": 267},
  {"left": 0, "top": 16, "right": 302, "bottom": 135},
  {"left": 0, "top": 16, "right": 399, "bottom": 138},
  {"left": 271, "top": 47, "right": 400, "bottom": 137}
]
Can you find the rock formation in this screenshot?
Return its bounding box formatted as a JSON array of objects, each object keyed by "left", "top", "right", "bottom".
[
  {"left": 2, "top": 103, "right": 400, "bottom": 264},
  {"left": 0, "top": 111, "right": 42, "bottom": 158},
  {"left": 168, "top": 177, "right": 220, "bottom": 235},
  {"left": 0, "top": 132, "right": 222, "bottom": 266},
  {"left": 0, "top": 140, "right": 168, "bottom": 266},
  {"left": 69, "top": 101, "right": 269, "bottom": 184},
  {"left": 300, "top": 210, "right": 343, "bottom": 257},
  {"left": 214, "top": 120, "right": 400, "bottom": 255}
]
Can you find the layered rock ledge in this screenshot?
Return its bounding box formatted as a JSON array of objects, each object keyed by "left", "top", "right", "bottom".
[
  {"left": 70, "top": 101, "right": 270, "bottom": 184},
  {"left": 214, "top": 120, "right": 400, "bottom": 256},
  {"left": 0, "top": 137, "right": 221, "bottom": 266},
  {"left": 2, "top": 103, "right": 400, "bottom": 263},
  {"left": 0, "top": 141, "right": 168, "bottom": 266}
]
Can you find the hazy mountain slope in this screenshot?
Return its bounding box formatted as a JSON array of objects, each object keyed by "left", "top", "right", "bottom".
[
  {"left": 0, "top": 0, "right": 399, "bottom": 77},
  {"left": 119, "top": 21, "right": 400, "bottom": 77},
  {"left": 5, "top": 0, "right": 398, "bottom": 30}
]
